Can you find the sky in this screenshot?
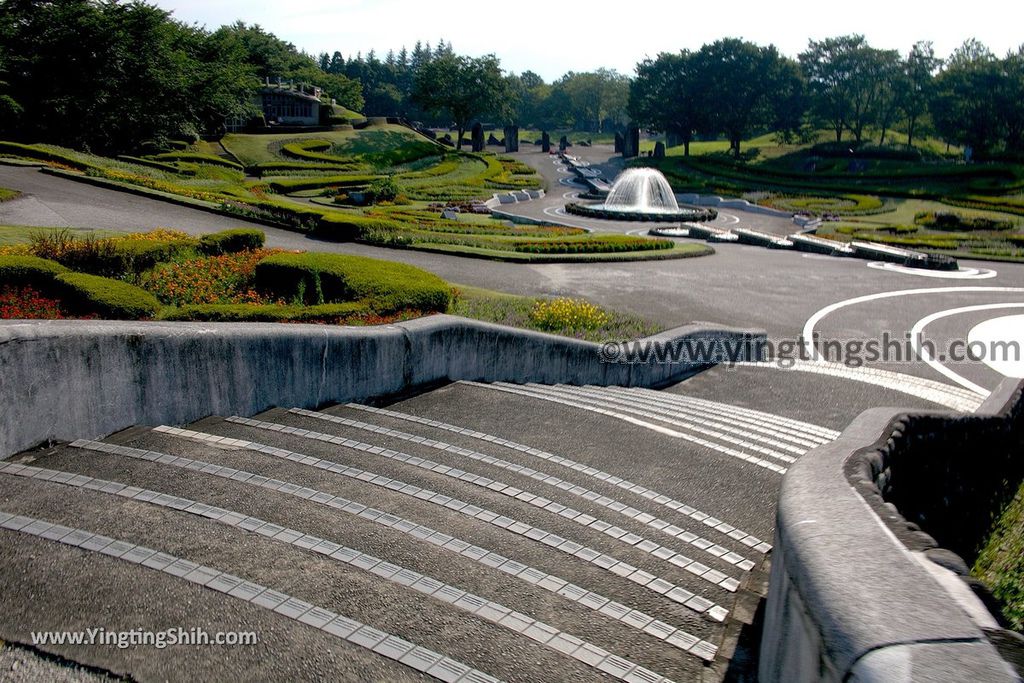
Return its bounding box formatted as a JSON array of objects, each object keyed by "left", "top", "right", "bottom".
[{"left": 153, "top": 0, "right": 1022, "bottom": 82}]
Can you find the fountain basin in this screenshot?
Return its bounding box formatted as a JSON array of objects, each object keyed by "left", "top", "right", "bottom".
[{"left": 565, "top": 202, "right": 717, "bottom": 222}]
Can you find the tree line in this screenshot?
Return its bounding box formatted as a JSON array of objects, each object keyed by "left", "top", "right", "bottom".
[{"left": 1, "top": 1, "right": 1021, "bottom": 160}]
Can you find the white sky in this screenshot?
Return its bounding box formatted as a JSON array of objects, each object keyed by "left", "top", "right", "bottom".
[{"left": 154, "top": 0, "right": 1022, "bottom": 81}]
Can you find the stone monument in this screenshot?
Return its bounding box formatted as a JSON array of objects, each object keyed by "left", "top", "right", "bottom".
[
  {"left": 541, "top": 131, "right": 550, "bottom": 153},
  {"left": 653, "top": 141, "right": 666, "bottom": 159},
  {"left": 504, "top": 125, "right": 519, "bottom": 153},
  {"left": 559, "top": 135, "right": 569, "bottom": 152},
  {"left": 614, "top": 132, "right": 624, "bottom": 153},
  {"left": 471, "top": 122, "right": 485, "bottom": 152},
  {"left": 622, "top": 126, "right": 640, "bottom": 158}
]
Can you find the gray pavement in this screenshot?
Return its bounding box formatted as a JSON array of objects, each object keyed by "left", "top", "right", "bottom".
[{"left": 2, "top": 157, "right": 1024, "bottom": 680}]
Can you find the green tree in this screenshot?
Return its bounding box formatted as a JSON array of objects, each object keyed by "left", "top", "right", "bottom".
[
  {"left": 412, "top": 53, "right": 510, "bottom": 150},
  {"left": 629, "top": 51, "right": 709, "bottom": 156},
  {"left": 801, "top": 35, "right": 890, "bottom": 143},
  {"left": 550, "top": 69, "right": 629, "bottom": 133},
  {"left": 697, "top": 39, "right": 803, "bottom": 157},
  {"left": 903, "top": 41, "right": 941, "bottom": 147},
  {"left": 931, "top": 40, "right": 1004, "bottom": 155}
]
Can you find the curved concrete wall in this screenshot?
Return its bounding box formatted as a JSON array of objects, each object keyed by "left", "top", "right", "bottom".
[
  {"left": 760, "top": 379, "right": 1024, "bottom": 683},
  {"left": 0, "top": 315, "right": 762, "bottom": 459}
]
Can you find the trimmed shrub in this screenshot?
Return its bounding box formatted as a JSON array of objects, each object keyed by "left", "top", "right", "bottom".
[
  {"left": 314, "top": 213, "right": 405, "bottom": 241},
  {"left": 914, "top": 211, "right": 1016, "bottom": 232},
  {"left": 150, "top": 152, "right": 243, "bottom": 169},
  {"left": 199, "top": 229, "right": 266, "bottom": 255},
  {"left": 254, "top": 252, "right": 450, "bottom": 312},
  {"left": 0, "top": 255, "right": 69, "bottom": 292},
  {"left": 54, "top": 272, "right": 161, "bottom": 319},
  {"left": 266, "top": 174, "right": 380, "bottom": 194},
  {"left": 0, "top": 141, "right": 97, "bottom": 171},
  {"left": 159, "top": 301, "right": 369, "bottom": 322},
  {"left": 29, "top": 231, "right": 198, "bottom": 277}
]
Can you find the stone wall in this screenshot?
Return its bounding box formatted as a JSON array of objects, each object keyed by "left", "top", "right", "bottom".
[
  {"left": 760, "top": 378, "right": 1024, "bottom": 683},
  {"left": 0, "top": 316, "right": 763, "bottom": 459}
]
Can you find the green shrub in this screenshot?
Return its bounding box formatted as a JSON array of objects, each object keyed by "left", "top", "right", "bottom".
[
  {"left": 0, "top": 255, "right": 69, "bottom": 292},
  {"left": 150, "top": 152, "right": 243, "bottom": 169},
  {"left": 314, "top": 213, "right": 405, "bottom": 241},
  {"left": 199, "top": 229, "right": 266, "bottom": 255},
  {"left": 367, "top": 176, "right": 400, "bottom": 203},
  {"left": 159, "top": 301, "right": 369, "bottom": 322},
  {"left": 254, "top": 252, "right": 450, "bottom": 312},
  {"left": 266, "top": 174, "right": 380, "bottom": 193},
  {"left": 29, "top": 230, "right": 197, "bottom": 277},
  {"left": 54, "top": 272, "right": 161, "bottom": 319},
  {"left": 914, "top": 211, "right": 1016, "bottom": 232}
]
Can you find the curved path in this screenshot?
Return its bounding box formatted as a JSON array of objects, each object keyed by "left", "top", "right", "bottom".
[{"left": 1, "top": 158, "right": 1023, "bottom": 680}]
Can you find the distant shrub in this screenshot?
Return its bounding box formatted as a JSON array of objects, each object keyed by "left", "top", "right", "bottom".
[
  {"left": 54, "top": 272, "right": 161, "bottom": 319},
  {"left": 914, "top": 211, "right": 1015, "bottom": 232},
  {"left": 254, "top": 252, "right": 450, "bottom": 312},
  {"left": 313, "top": 213, "right": 404, "bottom": 241},
  {"left": 367, "top": 176, "right": 400, "bottom": 203},
  {"left": 199, "top": 228, "right": 266, "bottom": 255}
]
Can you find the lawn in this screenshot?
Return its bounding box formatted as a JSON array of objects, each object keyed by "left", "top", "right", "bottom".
[
  {"left": 973, "top": 478, "right": 1024, "bottom": 630},
  {"left": 0, "top": 187, "right": 20, "bottom": 202}
]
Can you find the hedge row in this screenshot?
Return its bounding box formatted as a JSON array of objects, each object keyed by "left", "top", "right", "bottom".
[
  {"left": 266, "top": 173, "right": 380, "bottom": 194},
  {"left": 0, "top": 255, "right": 160, "bottom": 318},
  {"left": 0, "top": 141, "right": 96, "bottom": 171},
  {"left": 199, "top": 229, "right": 265, "bottom": 255},
  {"left": 160, "top": 301, "right": 369, "bottom": 322},
  {"left": 117, "top": 155, "right": 195, "bottom": 176},
  {"left": 254, "top": 252, "right": 450, "bottom": 312},
  {"left": 151, "top": 152, "right": 243, "bottom": 169}
]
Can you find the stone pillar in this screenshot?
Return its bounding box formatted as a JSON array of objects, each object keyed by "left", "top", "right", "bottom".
[
  {"left": 541, "top": 131, "right": 550, "bottom": 153},
  {"left": 504, "top": 125, "right": 519, "bottom": 153},
  {"left": 666, "top": 130, "right": 682, "bottom": 148},
  {"left": 622, "top": 126, "right": 640, "bottom": 158},
  {"left": 559, "top": 135, "right": 569, "bottom": 152},
  {"left": 614, "top": 132, "right": 624, "bottom": 153},
  {"left": 653, "top": 141, "right": 666, "bottom": 159},
  {"left": 471, "top": 122, "right": 485, "bottom": 152}
]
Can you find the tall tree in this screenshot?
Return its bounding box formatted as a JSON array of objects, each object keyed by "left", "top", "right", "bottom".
[
  {"left": 697, "top": 39, "right": 803, "bottom": 157},
  {"left": 931, "top": 40, "right": 1004, "bottom": 155},
  {"left": 629, "top": 51, "right": 708, "bottom": 156},
  {"left": 412, "top": 53, "right": 509, "bottom": 149},
  {"left": 902, "top": 41, "right": 941, "bottom": 147}
]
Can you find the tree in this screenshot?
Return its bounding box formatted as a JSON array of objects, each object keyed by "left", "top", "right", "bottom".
[
  {"left": 871, "top": 48, "right": 906, "bottom": 145},
  {"left": 902, "top": 42, "right": 941, "bottom": 147},
  {"left": 801, "top": 35, "right": 892, "bottom": 143},
  {"left": 412, "top": 53, "right": 510, "bottom": 149},
  {"left": 629, "top": 51, "right": 708, "bottom": 156},
  {"left": 549, "top": 69, "right": 629, "bottom": 133},
  {"left": 697, "top": 39, "right": 803, "bottom": 157},
  {"left": 931, "top": 40, "right": 1004, "bottom": 155}
]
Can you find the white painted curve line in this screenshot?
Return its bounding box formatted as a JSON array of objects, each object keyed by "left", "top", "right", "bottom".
[
  {"left": 0, "top": 507, "right": 500, "bottom": 683},
  {"left": 802, "top": 286, "right": 1024, "bottom": 364},
  {"left": 343, "top": 402, "right": 773, "bottom": 553},
  {"left": 0, "top": 463, "right": 684, "bottom": 680},
  {"left": 475, "top": 382, "right": 787, "bottom": 475},
  {"left": 615, "top": 387, "right": 839, "bottom": 441},
  {"left": 729, "top": 361, "right": 985, "bottom": 413},
  {"left": 865, "top": 261, "right": 997, "bottom": 280},
  {"left": 596, "top": 386, "right": 831, "bottom": 447},
  {"left": 230, "top": 415, "right": 744, "bottom": 591},
  {"left": 285, "top": 408, "right": 755, "bottom": 573},
  {"left": 910, "top": 303, "right": 1024, "bottom": 396},
  {"left": 543, "top": 384, "right": 808, "bottom": 456},
  {"left": 64, "top": 441, "right": 719, "bottom": 656},
  {"left": 150, "top": 426, "right": 733, "bottom": 619},
  {"left": 970, "top": 314, "right": 1024, "bottom": 379},
  {"left": 504, "top": 383, "right": 796, "bottom": 464}
]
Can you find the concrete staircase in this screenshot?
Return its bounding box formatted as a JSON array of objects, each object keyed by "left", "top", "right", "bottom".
[{"left": 0, "top": 382, "right": 834, "bottom": 681}]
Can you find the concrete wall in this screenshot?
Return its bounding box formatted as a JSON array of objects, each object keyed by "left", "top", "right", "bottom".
[
  {"left": 760, "top": 379, "right": 1024, "bottom": 683},
  {"left": 0, "top": 316, "right": 762, "bottom": 459}
]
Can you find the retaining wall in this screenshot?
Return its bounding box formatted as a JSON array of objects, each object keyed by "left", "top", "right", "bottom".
[
  {"left": 759, "top": 378, "right": 1024, "bottom": 683},
  {"left": 0, "top": 316, "right": 763, "bottom": 459}
]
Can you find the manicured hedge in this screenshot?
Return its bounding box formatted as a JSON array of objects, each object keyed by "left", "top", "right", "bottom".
[
  {"left": 266, "top": 174, "right": 380, "bottom": 193},
  {"left": 0, "top": 255, "right": 69, "bottom": 291},
  {"left": 54, "top": 272, "right": 161, "bottom": 319},
  {"left": 314, "top": 213, "right": 405, "bottom": 241},
  {"left": 0, "top": 141, "right": 96, "bottom": 171},
  {"left": 151, "top": 152, "right": 243, "bottom": 169},
  {"left": 159, "top": 301, "right": 369, "bottom": 322},
  {"left": 199, "top": 229, "right": 265, "bottom": 255},
  {"left": 254, "top": 252, "right": 450, "bottom": 312}
]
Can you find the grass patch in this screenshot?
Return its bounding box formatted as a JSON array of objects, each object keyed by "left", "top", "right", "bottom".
[
  {"left": 973, "top": 478, "right": 1024, "bottom": 630},
  {"left": 0, "top": 187, "right": 21, "bottom": 202},
  {"left": 449, "top": 285, "right": 658, "bottom": 342}
]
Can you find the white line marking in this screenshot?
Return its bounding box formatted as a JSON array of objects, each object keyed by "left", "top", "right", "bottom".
[
  {"left": 866, "top": 262, "right": 997, "bottom": 279},
  {"left": 910, "top": 303, "right": 1024, "bottom": 395}
]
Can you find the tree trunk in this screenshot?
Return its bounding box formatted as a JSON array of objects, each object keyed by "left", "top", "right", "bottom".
[
  {"left": 879, "top": 125, "right": 888, "bottom": 146},
  {"left": 835, "top": 126, "right": 843, "bottom": 143},
  {"left": 907, "top": 117, "right": 917, "bottom": 147},
  {"left": 684, "top": 140, "right": 690, "bottom": 157},
  {"left": 732, "top": 136, "right": 741, "bottom": 159}
]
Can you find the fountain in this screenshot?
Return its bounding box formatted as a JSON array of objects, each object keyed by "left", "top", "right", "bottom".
[{"left": 565, "top": 167, "right": 716, "bottom": 222}]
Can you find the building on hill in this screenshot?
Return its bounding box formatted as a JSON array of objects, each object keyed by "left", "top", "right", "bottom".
[{"left": 258, "top": 82, "right": 322, "bottom": 126}]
